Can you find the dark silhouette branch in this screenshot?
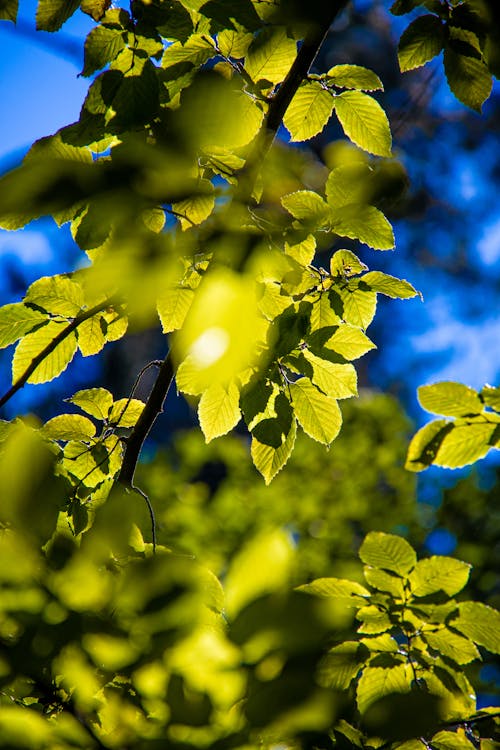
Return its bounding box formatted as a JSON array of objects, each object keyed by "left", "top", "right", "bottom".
[
  {"left": 118, "top": 351, "right": 174, "bottom": 487},
  {"left": 0, "top": 298, "right": 118, "bottom": 410}
]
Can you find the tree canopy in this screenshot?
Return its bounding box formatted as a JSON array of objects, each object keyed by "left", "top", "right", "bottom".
[{"left": 0, "top": 0, "right": 499, "bottom": 748}]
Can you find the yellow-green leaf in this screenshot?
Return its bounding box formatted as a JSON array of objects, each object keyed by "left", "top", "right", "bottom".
[
  {"left": 310, "top": 294, "right": 342, "bottom": 331},
  {"left": 12, "top": 322, "right": 78, "bottom": 384},
  {"left": 198, "top": 381, "right": 241, "bottom": 442},
  {"left": 418, "top": 382, "right": 483, "bottom": 417},
  {"left": 157, "top": 287, "right": 195, "bottom": 334},
  {"left": 0, "top": 303, "right": 46, "bottom": 348},
  {"left": 326, "top": 164, "right": 373, "bottom": 209},
  {"left": 284, "top": 81, "right": 334, "bottom": 141},
  {"left": 318, "top": 642, "right": 365, "bottom": 690},
  {"left": 330, "top": 204, "right": 395, "bottom": 250},
  {"left": 333, "top": 90, "right": 392, "bottom": 157},
  {"left": 330, "top": 249, "right": 368, "bottom": 277},
  {"left": 77, "top": 315, "right": 106, "bottom": 356},
  {"left": 360, "top": 532, "right": 417, "bottom": 575},
  {"left": 172, "top": 181, "right": 215, "bottom": 230},
  {"left": 281, "top": 190, "right": 329, "bottom": 223},
  {"left": 336, "top": 282, "right": 378, "bottom": 329},
  {"left": 326, "top": 325, "right": 376, "bottom": 361},
  {"left": 67, "top": 388, "right": 113, "bottom": 421},
  {"left": 432, "top": 422, "right": 496, "bottom": 468},
  {"left": 423, "top": 629, "right": 480, "bottom": 665},
  {"left": 398, "top": 15, "right": 445, "bottom": 73},
  {"left": 444, "top": 45, "right": 492, "bottom": 113},
  {"left": 405, "top": 418, "right": 451, "bottom": 472},
  {"left": 297, "top": 578, "right": 369, "bottom": 602},
  {"left": 42, "top": 414, "right": 96, "bottom": 441},
  {"left": 245, "top": 26, "right": 296, "bottom": 86},
  {"left": 217, "top": 29, "right": 253, "bottom": 58},
  {"left": 108, "top": 398, "right": 145, "bottom": 427},
  {"left": 25, "top": 275, "right": 84, "bottom": 316},
  {"left": 409, "top": 557, "right": 471, "bottom": 597},
  {"left": 452, "top": 601, "right": 500, "bottom": 654},
  {"left": 251, "top": 418, "right": 296, "bottom": 484},
  {"left": 303, "top": 350, "right": 358, "bottom": 399},
  {"left": 363, "top": 567, "right": 404, "bottom": 598},
  {"left": 326, "top": 64, "right": 383, "bottom": 91},
  {"left": 431, "top": 730, "right": 477, "bottom": 750},
  {"left": 290, "top": 378, "right": 342, "bottom": 445},
  {"left": 362, "top": 271, "right": 419, "bottom": 299},
  {"left": 481, "top": 385, "right": 500, "bottom": 412},
  {"left": 356, "top": 664, "right": 412, "bottom": 714}
]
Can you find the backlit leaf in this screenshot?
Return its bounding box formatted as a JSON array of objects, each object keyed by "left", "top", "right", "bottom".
[
  {"left": 405, "top": 418, "right": 451, "bottom": 472},
  {"left": 281, "top": 190, "right": 329, "bottom": 223},
  {"left": 297, "top": 577, "right": 369, "bottom": 602},
  {"left": 310, "top": 294, "right": 342, "bottom": 331},
  {"left": 432, "top": 422, "right": 496, "bottom": 468},
  {"left": 333, "top": 91, "right": 392, "bottom": 157},
  {"left": 409, "top": 557, "right": 471, "bottom": 597},
  {"left": 360, "top": 532, "right": 417, "bottom": 575},
  {"left": 303, "top": 350, "right": 358, "bottom": 399},
  {"left": 77, "top": 316, "right": 106, "bottom": 356},
  {"left": 326, "top": 64, "right": 383, "bottom": 91},
  {"left": 398, "top": 15, "right": 445, "bottom": 72},
  {"left": 326, "top": 325, "right": 376, "bottom": 361},
  {"left": 245, "top": 26, "right": 296, "bottom": 86},
  {"left": 423, "top": 629, "right": 480, "bottom": 665},
  {"left": 172, "top": 181, "right": 215, "bottom": 229},
  {"left": 326, "top": 164, "right": 373, "bottom": 208},
  {"left": 363, "top": 567, "right": 404, "bottom": 598},
  {"left": 452, "top": 602, "right": 500, "bottom": 654},
  {"left": 0, "top": 303, "right": 46, "bottom": 348},
  {"left": 283, "top": 81, "right": 334, "bottom": 141},
  {"left": 157, "top": 287, "right": 195, "bottom": 333},
  {"left": 418, "top": 382, "right": 483, "bottom": 417},
  {"left": 108, "top": 398, "right": 145, "bottom": 427},
  {"left": 362, "top": 271, "right": 419, "bottom": 299},
  {"left": 481, "top": 385, "right": 500, "bottom": 412},
  {"left": 444, "top": 46, "right": 492, "bottom": 112},
  {"left": 0, "top": 0, "right": 18, "bottom": 22},
  {"left": 318, "top": 642, "right": 365, "bottom": 690},
  {"left": 357, "top": 664, "right": 412, "bottom": 714},
  {"left": 330, "top": 204, "right": 395, "bottom": 250},
  {"left": 431, "top": 730, "right": 477, "bottom": 750},
  {"left": 67, "top": 388, "right": 113, "bottom": 421},
  {"left": 198, "top": 381, "right": 241, "bottom": 442},
  {"left": 12, "top": 322, "right": 78, "bottom": 384},
  {"left": 42, "top": 414, "right": 97, "bottom": 441},
  {"left": 251, "top": 418, "right": 296, "bottom": 484},
  {"left": 336, "top": 282, "right": 378, "bottom": 329},
  {"left": 217, "top": 29, "right": 253, "bottom": 58},
  {"left": 290, "top": 378, "right": 342, "bottom": 445},
  {"left": 25, "top": 275, "right": 84, "bottom": 317},
  {"left": 83, "top": 24, "right": 127, "bottom": 77},
  {"left": 330, "top": 249, "right": 368, "bottom": 277}
]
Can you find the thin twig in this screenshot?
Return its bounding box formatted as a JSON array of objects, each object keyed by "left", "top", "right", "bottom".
[{"left": 0, "top": 298, "right": 118, "bottom": 410}]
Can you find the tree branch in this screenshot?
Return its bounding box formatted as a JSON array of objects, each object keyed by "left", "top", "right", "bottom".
[
  {"left": 118, "top": 351, "right": 174, "bottom": 486},
  {"left": 0, "top": 299, "right": 118, "bottom": 410}
]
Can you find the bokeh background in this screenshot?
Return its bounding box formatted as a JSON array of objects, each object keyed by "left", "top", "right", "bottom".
[{"left": 1, "top": 0, "right": 500, "bottom": 703}]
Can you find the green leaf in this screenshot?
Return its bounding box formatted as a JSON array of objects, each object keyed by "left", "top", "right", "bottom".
[
  {"left": 452, "top": 601, "right": 500, "bottom": 654},
  {"left": 398, "top": 15, "right": 445, "bottom": 72},
  {"left": 297, "top": 577, "right": 369, "bottom": 602},
  {"left": 326, "top": 325, "right": 376, "bottom": 361},
  {"left": 108, "top": 398, "right": 145, "bottom": 427},
  {"left": 418, "top": 382, "right": 483, "bottom": 417},
  {"left": 67, "top": 388, "right": 114, "bottom": 421},
  {"left": 250, "top": 418, "right": 296, "bottom": 484},
  {"left": 25, "top": 275, "right": 84, "bottom": 317},
  {"left": 326, "top": 164, "right": 373, "bottom": 209},
  {"left": 330, "top": 204, "right": 395, "bottom": 250},
  {"left": 283, "top": 81, "right": 334, "bottom": 141},
  {"left": 245, "top": 27, "right": 297, "bottom": 86},
  {"left": 35, "top": 0, "right": 80, "bottom": 30},
  {"left": 198, "top": 381, "right": 241, "bottom": 442},
  {"left": 303, "top": 350, "right": 358, "bottom": 399},
  {"left": 409, "top": 557, "right": 471, "bottom": 597},
  {"left": 0, "top": 303, "right": 46, "bottom": 348},
  {"left": 42, "top": 414, "right": 97, "bottom": 441},
  {"left": 318, "top": 642, "right": 365, "bottom": 690},
  {"left": 405, "top": 418, "right": 451, "bottom": 471},
  {"left": 172, "top": 180, "right": 215, "bottom": 230},
  {"left": 157, "top": 287, "right": 195, "bottom": 334},
  {"left": 444, "top": 45, "right": 492, "bottom": 112},
  {"left": 357, "top": 664, "right": 412, "bottom": 714},
  {"left": 356, "top": 605, "right": 393, "bottom": 634},
  {"left": 333, "top": 91, "right": 392, "bottom": 157},
  {"left": 310, "top": 294, "right": 342, "bottom": 331},
  {"left": 326, "top": 64, "right": 383, "bottom": 91},
  {"left": 330, "top": 249, "right": 368, "bottom": 277},
  {"left": 360, "top": 532, "right": 417, "bottom": 575},
  {"left": 431, "top": 730, "right": 478, "bottom": 750},
  {"left": 290, "top": 378, "right": 342, "bottom": 445},
  {"left": 217, "top": 29, "right": 253, "bottom": 58},
  {"left": 0, "top": 0, "right": 18, "bottom": 22},
  {"left": 336, "top": 282, "right": 378, "bottom": 329},
  {"left": 481, "top": 385, "right": 500, "bottom": 412},
  {"left": 284, "top": 234, "right": 316, "bottom": 266},
  {"left": 12, "top": 322, "right": 78, "bottom": 384},
  {"left": 82, "top": 23, "right": 127, "bottom": 77},
  {"left": 363, "top": 567, "right": 404, "bottom": 598},
  {"left": 80, "top": 0, "right": 111, "bottom": 21},
  {"left": 281, "top": 190, "right": 329, "bottom": 223},
  {"left": 431, "top": 422, "right": 497, "bottom": 468},
  {"left": 423, "top": 629, "right": 480, "bottom": 665},
  {"left": 77, "top": 316, "right": 106, "bottom": 357},
  {"left": 108, "top": 61, "right": 160, "bottom": 129},
  {"left": 362, "top": 271, "right": 419, "bottom": 299},
  {"left": 162, "top": 34, "right": 215, "bottom": 68}
]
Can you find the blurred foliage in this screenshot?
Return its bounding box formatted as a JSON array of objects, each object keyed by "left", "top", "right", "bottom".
[{"left": 137, "top": 391, "right": 418, "bottom": 581}]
